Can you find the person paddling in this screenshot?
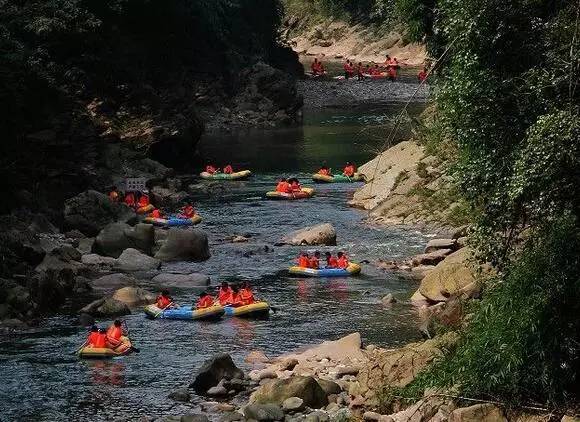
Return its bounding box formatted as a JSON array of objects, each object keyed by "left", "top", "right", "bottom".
[
  {"left": 205, "top": 164, "right": 220, "bottom": 174},
  {"left": 148, "top": 208, "right": 163, "bottom": 219},
  {"left": 218, "top": 282, "right": 233, "bottom": 305},
  {"left": 276, "top": 178, "right": 292, "bottom": 193},
  {"left": 223, "top": 164, "right": 233, "bottom": 174},
  {"left": 418, "top": 67, "right": 428, "bottom": 82},
  {"left": 239, "top": 282, "right": 255, "bottom": 306},
  {"left": 106, "top": 319, "right": 127, "bottom": 349},
  {"left": 156, "top": 290, "right": 174, "bottom": 309},
  {"left": 86, "top": 325, "right": 100, "bottom": 348},
  {"left": 325, "top": 252, "right": 338, "bottom": 268},
  {"left": 318, "top": 165, "right": 331, "bottom": 176},
  {"left": 137, "top": 190, "right": 150, "bottom": 208},
  {"left": 288, "top": 177, "right": 302, "bottom": 192},
  {"left": 343, "top": 162, "right": 356, "bottom": 177},
  {"left": 196, "top": 292, "right": 215, "bottom": 309},
  {"left": 337, "top": 251, "right": 349, "bottom": 269},
  {"left": 124, "top": 192, "right": 136, "bottom": 208},
  {"left": 180, "top": 204, "right": 196, "bottom": 219}
]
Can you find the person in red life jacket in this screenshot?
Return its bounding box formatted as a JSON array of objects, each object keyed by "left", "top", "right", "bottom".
[
  {"left": 364, "top": 64, "right": 371, "bottom": 75},
  {"left": 109, "top": 186, "right": 120, "bottom": 202},
  {"left": 137, "top": 191, "right": 150, "bottom": 208},
  {"left": 337, "top": 251, "right": 349, "bottom": 269},
  {"left": 309, "top": 251, "right": 321, "bottom": 269},
  {"left": 418, "top": 67, "right": 428, "bottom": 82},
  {"left": 156, "top": 290, "right": 173, "bottom": 309},
  {"left": 387, "top": 66, "right": 397, "bottom": 81},
  {"left": 311, "top": 58, "right": 325, "bottom": 76},
  {"left": 196, "top": 292, "right": 215, "bottom": 309},
  {"left": 217, "top": 281, "right": 233, "bottom": 305},
  {"left": 325, "top": 252, "right": 338, "bottom": 268},
  {"left": 90, "top": 328, "right": 108, "bottom": 349},
  {"left": 356, "top": 62, "right": 364, "bottom": 81},
  {"left": 179, "top": 204, "right": 196, "bottom": 219},
  {"left": 288, "top": 177, "right": 301, "bottom": 192},
  {"left": 372, "top": 64, "right": 383, "bottom": 76},
  {"left": 239, "top": 282, "right": 255, "bottom": 306},
  {"left": 223, "top": 164, "right": 234, "bottom": 174},
  {"left": 318, "top": 165, "right": 332, "bottom": 176},
  {"left": 384, "top": 54, "right": 392, "bottom": 68},
  {"left": 86, "top": 325, "right": 100, "bottom": 347},
  {"left": 343, "top": 162, "right": 356, "bottom": 177},
  {"left": 275, "top": 178, "right": 291, "bottom": 193},
  {"left": 205, "top": 164, "right": 220, "bottom": 174},
  {"left": 298, "top": 252, "right": 310, "bottom": 268},
  {"left": 106, "top": 319, "right": 126, "bottom": 348},
  {"left": 148, "top": 208, "right": 163, "bottom": 219},
  {"left": 124, "top": 192, "right": 136, "bottom": 208},
  {"left": 343, "top": 60, "right": 354, "bottom": 79},
  {"left": 225, "top": 285, "right": 243, "bottom": 307}
]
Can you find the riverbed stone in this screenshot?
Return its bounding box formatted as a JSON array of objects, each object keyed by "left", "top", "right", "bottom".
[
  {"left": 282, "top": 223, "right": 337, "bottom": 246},
  {"left": 250, "top": 376, "right": 328, "bottom": 408},
  {"left": 316, "top": 379, "right": 341, "bottom": 395},
  {"left": 381, "top": 294, "right": 397, "bottom": 305},
  {"left": 115, "top": 248, "right": 160, "bottom": 272},
  {"left": 94, "top": 222, "right": 155, "bottom": 258},
  {"left": 244, "top": 404, "right": 285, "bottom": 421},
  {"left": 179, "top": 414, "right": 210, "bottom": 422},
  {"left": 411, "top": 249, "right": 453, "bottom": 266},
  {"left": 207, "top": 385, "right": 228, "bottom": 396},
  {"left": 80, "top": 297, "right": 130, "bottom": 317},
  {"left": 155, "top": 228, "right": 210, "bottom": 262},
  {"left": 221, "top": 412, "right": 244, "bottom": 422},
  {"left": 91, "top": 273, "right": 138, "bottom": 292},
  {"left": 112, "top": 286, "right": 156, "bottom": 306},
  {"left": 81, "top": 253, "right": 117, "bottom": 267},
  {"left": 424, "top": 238, "right": 457, "bottom": 253},
  {"left": 448, "top": 403, "right": 507, "bottom": 422},
  {"left": 305, "top": 411, "right": 330, "bottom": 422},
  {"left": 151, "top": 272, "right": 210, "bottom": 287},
  {"left": 246, "top": 350, "right": 271, "bottom": 365},
  {"left": 169, "top": 388, "right": 191, "bottom": 402},
  {"left": 191, "top": 353, "right": 245, "bottom": 394},
  {"left": 282, "top": 397, "right": 305, "bottom": 412}
]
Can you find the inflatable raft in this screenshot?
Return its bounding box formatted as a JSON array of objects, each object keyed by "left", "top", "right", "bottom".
[
  {"left": 224, "top": 301, "right": 270, "bottom": 318},
  {"left": 78, "top": 336, "right": 133, "bottom": 359},
  {"left": 288, "top": 263, "right": 362, "bottom": 277},
  {"left": 312, "top": 173, "right": 365, "bottom": 183},
  {"left": 136, "top": 204, "right": 155, "bottom": 214},
  {"left": 266, "top": 187, "right": 315, "bottom": 200},
  {"left": 144, "top": 304, "right": 225, "bottom": 320},
  {"left": 200, "top": 170, "right": 252, "bottom": 180},
  {"left": 143, "top": 215, "right": 202, "bottom": 227}
]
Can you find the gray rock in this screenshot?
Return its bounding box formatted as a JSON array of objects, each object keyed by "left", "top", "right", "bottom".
[
  {"left": 424, "top": 238, "right": 457, "bottom": 253},
  {"left": 244, "top": 404, "right": 285, "bottom": 421},
  {"left": 363, "top": 411, "right": 381, "bottom": 421},
  {"left": 169, "top": 388, "right": 191, "bottom": 402},
  {"left": 191, "top": 353, "right": 245, "bottom": 394},
  {"left": 112, "top": 287, "right": 156, "bottom": 307},
  {"left": 81, "top": 253, "right": 117, "bottom": 267},
  {"left": 282, "top": 397, "right": 305, "bottom": 412},
  {"left": 180, "top": 414, "right": 210, "bottom": 422},
  {"left": 411, "top": 249, "right": 453, "bottom": 266},
  {"left": 64, "top": 190, "right": 135, "bottom": 236},
  {"left": 316, "top": 379, "right": 341, "bottom": 396},
  {"left": 94, "top": 223, "right": 154, "bottom": 258},
  {"left": 91, "top": 273, "right": 138, "bottom": 293},
  {"left": 305, "top": 411, "right": 329, "bottom": 422},
  {"left": 282, "top": 224, "right": 336, "bottom": 246},
  {"left": 220, "top": 412, "right": 244, "bottom": 422},
  {"left": 80, "top": 297, "right": 130, "bottom": 317},
  {"left": 115, "top": 248, "right": 160, "bottom": 272},
  {"left": 207, "top": 385, "right": 228, "bottom": 396},
  {"left": 329, "top": 408, "right": 351, "bottom": 422},
  {"left": 76, "top": 238, "right": 95, "bottom": 254},
  {"left": 152, "top": 272, "right": 210, "bottom": 287},
  {"left": 154, "top": 229, "right": 210, "bottom": 262},
  {"left": 251, "top": 376, "right": 328, "bottom": 409},
  {"left": 381, "top": 294, "right": 397, "bottom": 305}
]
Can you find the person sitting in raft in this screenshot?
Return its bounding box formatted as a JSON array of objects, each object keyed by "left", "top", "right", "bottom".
[
  {"left": 363, "top": 64, "right": 371, "bottom": 75},
  {"left": 86, "top": 327, "right": 108, "bottom": 349},
  {"left": 418, "top": 67, "right": 428, "bottom": 82},
  {"left": 239, "top": 282, "right": 255, "bottom": 306},
  {"left": 387, "top": 65, "right": 397, "bottom": 81},
  {"left": 311, "top": 58, "right": 325, "bottom": 76},
  {"left": 225, "top": 285, "right": 243, "bottom": 307},
  {"left": 137, "top": 190, "right": 150, "bottom": 208},
  {"left": 309, "top": 251, "right": 321, "bottom": 269},
  {"left": 318, "top": 165, "right": 332, "bottom": 176},
  {"left": 109, "top": 186, "right": 120, "bottom": 202},
  {"left": 275, "top": 178, "right": 292, "bottom": 193},
  {"left": 106, "top": 319, "right": 127, "bottom": 349},
  {"left": 218, "top": 281, "right": 233, "bottom": 305},
  {"left": 124, "top": 191, "right": 136, "bottom": 208},
  {"left": 223, "top": 164, "right": 234, "bottom": 174},
  {"left": 179, "top": 204, "right": 196, "bottom": 219},
  {"left": 357, "top": 62, "right": 364, "bottom": 81},
  {"left": 298, "top": 252, "right": 310, "bottom": 268},
  {"left": 343, "top": 60, "right": 354, "bottom": 79},
  {"left": 371, "top": 64, "right": 382, "bottom": 76},
  {"left": 86, "top": 325, "right": 101, "bottom": 348},
  {"left": 288, "top": 177, "right": 302, "bottom": 192},
  {"left": 196, "top": 292, "right": 215, "bottom": 309},
  {"left": 205, "top": 164, "right": 220, "bottom": 174},
  {"left": 325, "top": 252, "right": 338, "bottom": 268},
  {"left": 156, "top": 290, "right": 175, "bottom": 309},
  {"left": 343, "top": 162, "right": 357, "bottom": 177},
  {"left": 148, "top": 208, "right": 164, "bottom": 219},
  {"left": 337, "top": 251, "right": 349, "bottom": 269}
]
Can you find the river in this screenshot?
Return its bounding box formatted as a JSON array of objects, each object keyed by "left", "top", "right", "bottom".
[{"left": 0, "top": 79, "right": 429, "bottom": 422}]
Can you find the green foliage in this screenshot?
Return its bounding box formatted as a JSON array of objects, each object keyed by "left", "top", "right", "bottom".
[
  {"left": 401, "top": 218, "right": 580, "bottom": 405},
  {"left": 283, "top": 0, "right": 397, "bottom": 25}
]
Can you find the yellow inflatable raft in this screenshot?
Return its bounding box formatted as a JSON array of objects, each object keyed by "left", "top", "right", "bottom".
[
  {"left": 224, "top": 301, "right": 270, "bottom": 317},
  {"left": 78, "top": 336, "right": 133, "bottom": 359},
  {"left": 200, "top": 170, "right": 252, "bottom": 180},
  {"left": 289, "top": 263, "right": 362, "bottom": 277},
  {"left": 266, "top": 187, "right": 315, "bottom": 200}
]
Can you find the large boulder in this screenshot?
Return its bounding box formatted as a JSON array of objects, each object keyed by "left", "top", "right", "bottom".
[
  {"left": 411, "top": 249, "right": 453, "bottom": 266},
  {"left": 91, "top": 273, "right": 138, "bottom": 293},
  {"left": 449, "top": 404, "right": 507, "bottom": 422},
  {"left": 250, "top": 376, "right": 328, "bottom": 409},
  {"left": 190, "top": 353, "right": 245, "bottom": 394},
  {"left": 64, "top": 190, "right": 136, "bottom": 236},
  {"left": 80, "top": 297, "right": 130, "bottom": 317},
  {"left": 112, "top": 286, "right": 156, "bottom": 307},
  {"left": 151, "top": 272, "right": 210, "bottom": 287},
  {"left": 155, "top": 229, "right": 210, "bottom": 262},
  {"left": 424, "top": 238, "right": 458, "bottom": 253},
  {"left": 115, "top": 248, "right": 160, "bottom": 272},
  {"left": 244, "top": 404, "right": 284, "bottom": 421},
  {"left": 415, "top": 248, "right": 478, "bottom": 302},
  {"left": 282, "top": 223, "right": 337, "bottom": 246},
  {"left": 93, "top": 223, "right": 155, "bottom": 258}
]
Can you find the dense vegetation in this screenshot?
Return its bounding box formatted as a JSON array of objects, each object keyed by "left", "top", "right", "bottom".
[
  {"left": 392, "top": 0, "right": 580, "bottom": 408},
  {"left": 283, "top": 0, "right": 398, "bottom": 26}
]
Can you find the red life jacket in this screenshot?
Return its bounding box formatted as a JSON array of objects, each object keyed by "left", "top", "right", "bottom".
[
  {"left": 87, "top": 332, "right": 100, "bottom": 347},
  {"left": 182, "top": 205, "right": 195, "bottom": 218},
  {"left": 106, "top": 325, "right": 123, "bottom": 341},
  {"left": 291, "top": 182, "right": 301, "bottom": 192},
  {"left": 343, "top": 165, "right": 355, "bottom": 177},
  {"left": 224, "top": 165, "right": 233, "bottom": 174},
  {"left": 196, "top": 295, "right": 214, "bottom": 309},
  {"left": 150, "top": 209, "right": 162, "bottom": 219},
  {"left": 206, "top": 165, "right": 216, "bottom": 174},
  {"left": 239, "top": 289, "right": 255, "bottom": 306},
  {"left": 157, "top": 295, "right": 172, "bottom": 308},
  {"left": 319, "top": 168, "right": 331, "bottom": 176},
  {"left": 309, "top": 257, "right": 319, "bottom": 269},
  {"left": 124, "top": 193, "right": 135, "bottom": 207},
  {"left": 327, "top": 256, "right": 339, "bottom": 268},
  {"left": 218, "top": 287, "right": 233, "bottom": 305},
  {"left": 298, "top": 256, "right": 310, "bottom": 268},
  {"left": 138, "top": 195, "right": 150, "bottom": 207},
  {"left": 388, "top": 67, "right": 397, "bottom": 78},
  {"left": 94, "top": 333, "right": 107, "bottom": 348},
  {"left": 418, "top": 70, "right": 427, "bottom": 82},
  {"left": 337, "top": 256, "right": 349, "bottom": 269}
]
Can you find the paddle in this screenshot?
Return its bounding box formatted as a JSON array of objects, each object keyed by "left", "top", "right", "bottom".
[
  {"left": 154, "top": 301, "right": 175, "bottom": 319},
  {"left": 71, "top": 340, "right": 88, "bottom": 355},
  {"left": 122, "top": 320, "right": 140, "bottom": 354}
]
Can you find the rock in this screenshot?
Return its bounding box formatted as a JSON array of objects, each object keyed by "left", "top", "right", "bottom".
[
  {"left": 93, "top": 223, "right": 155, "bottom": 258},
  {"left": 80, "top": 297, "right": 130, "bottom": 317},
  {"left": 112, "top": 287, "right": 156, "bottom": 306},
  {"left": 363, "top": 411, "right": 381, "bottom": 421},
  {"left": 424, "top": 238, "right": 457, "bottom": 253},
  {"left": 232, "top": 235, "right": 249, "bottom": 243},
  {"left": 411, "top": 249, "right": 453, "bottom": 266},
  {"left": 150, "top": 186, "right": 190, "bottom": 209},
  {"left": 154, "top": 229, "right": 210, "bottom": 262},
  {"left": 282, "top": 397, "right": 305, "bottom": 412},
  {"left": 316, "top": 379, "right": 341, "bottom": 395},
  {"left": 244, "top": 404, "right": 285, "bottom": 421},
  {"left": 250, "top": 369, "right": 278, "bottom": 382},
  {"left": 282, "top": 223, "right": 337, "bottom": 246},
  {"left": 76, "top": 238, "right": 95, "bottom": 254},
  {"left": 246, "top": 351, "right": 271, "bottom": 365},
  {"left": 381, "top": 294, "right": 397, "bottom": 305},
  {"left": 91, "top": 273, "right": 138, "bottom": 292},
  {"left": 250, "top": 376, "right": 328, "bottom": 409},
  {"left": 207, "top": 385, "right": 228, "bottom": 396},
  {"left": 224, "top": 378, "right": 246, "bottom": 391},
  {"left": 35, "top": 246, "right": 83, "bottom": 273},
  {"left": 448, "top": 404, "right": 507, "bottom": 422},
  {"left": 78, "top": 313, "right": 95, "bottom": 326},
  {"left": 64, "top": 190, "right": 135, "bottom": 236},
  {"left": 305, "top": 411, "right": 330, "bottom": 422},
  {"left": 191, "top": 353, "right": 245, "bottom": 394},
  {"left": 410, "top": 265, "right": 435, "bottom": 280},
  {"left": 221, "top": 412, "right": 244, "bottom": 422},
  {"left": 279, "top": 358, "right": 299, "bottom": 371},
  {"left": 335, "top": 366, "right": 359, "bottom": 377},
  {"left": 562, "top": 418, "right": 580, "bottom": 422},
  {"left": 387, "top": 397, "right": 445, "bottom": 422},
  {"left": 416, "top": 248, "right": 479, "bottom": 302},
  {"left": 180, "top": 414, "right": 210, "bottom": 422},
  {"left": 151, "top": 272, "right": 210, "bottom": 287},
  {"left": 81, "top": 253, "right": 117, "bottom": 267},
  {"left": 329, "top": 408, "right": 351, "bottom": 421},
  {"left": 169, "top": 388, "right": 191, "bottom": 402},
  {"left": 115, "top": 248, "right": 160, "bottom": 272}
]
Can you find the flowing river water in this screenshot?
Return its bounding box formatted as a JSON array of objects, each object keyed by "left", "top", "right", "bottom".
[{"left": 0, "top": 77, "right": 430, "bottom": 421}]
